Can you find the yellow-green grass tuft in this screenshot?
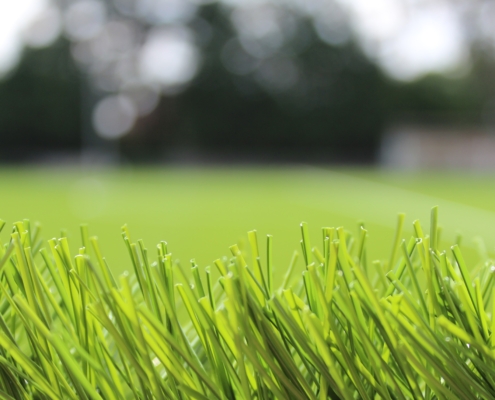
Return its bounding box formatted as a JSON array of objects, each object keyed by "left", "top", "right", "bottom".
[{"left": 0, "top": 207, "right": 493, "bottom": 399}]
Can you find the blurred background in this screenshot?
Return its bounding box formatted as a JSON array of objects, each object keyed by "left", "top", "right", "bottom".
[
  {"left": 4, "top": 0, "right": 495, "bottom": 164},
  {"left": 2, "top": 0, "right": 495, "bottom": 274}
]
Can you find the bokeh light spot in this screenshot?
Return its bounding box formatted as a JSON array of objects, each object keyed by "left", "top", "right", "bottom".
[
  {"left": 92, "top": 95, "right": 137, "bottom": 139},
  {"left": 139, "top": 27, "right": 200, "bottom": 92},
  {"left": 64, "top": 0, "right": 106, "bottom": 41},
  {"left": 23, "top": 5, "right": 61, "bottom": 48}
]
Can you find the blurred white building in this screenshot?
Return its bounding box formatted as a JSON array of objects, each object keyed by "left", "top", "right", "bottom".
[{"left": 381, "top": 125, "right": 495, "bottom": 170}]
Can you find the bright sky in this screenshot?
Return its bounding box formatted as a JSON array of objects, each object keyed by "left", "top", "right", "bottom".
[
  {"left": 342, "top": 0, "right": 469, "bottom": 80},
  {"left": 0, "top": 0, "right": 478, "bottom": 81},
  {"left": 0, "top": 0, "right": 48, "bottom": 77}
]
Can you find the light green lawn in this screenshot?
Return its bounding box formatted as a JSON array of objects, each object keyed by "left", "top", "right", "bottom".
[{"left": 1, "top": 166, "right": 494, "bottom": 276}]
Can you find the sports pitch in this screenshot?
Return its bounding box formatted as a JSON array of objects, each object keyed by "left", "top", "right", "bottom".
[{"left": 1, "top": 166, "right": 494, "bottom": 275}]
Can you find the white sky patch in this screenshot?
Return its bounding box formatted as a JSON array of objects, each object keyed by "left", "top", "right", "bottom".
[
  {"left": 377, "top": 5, "right": 469, "bottom": 81},
  {"left": 0, "top": 0, "right": 47, "bottom": 77},
  {"left": 23, "top": 5, "right": 62, "bottom": 48},
  {"left": 344, "top": 0, "right": 406, "bottom": 43},
  {"left": 336, "top": 0, "right": 471, "bottom": 80},
  {"left": 222, "top": 0, "right": 471, "bottom": 81},
  {"left": 0, "top": 0, "right": 481, "bottom": 82}
]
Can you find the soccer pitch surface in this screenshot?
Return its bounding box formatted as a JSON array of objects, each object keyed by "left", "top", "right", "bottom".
[{"left": 1, "top": 166, "right": 495, "bottom": 276}]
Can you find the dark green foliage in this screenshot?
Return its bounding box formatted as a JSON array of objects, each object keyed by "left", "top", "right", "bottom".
[{"left": 0, "top": 39, "right": 82, "bottom": 159}]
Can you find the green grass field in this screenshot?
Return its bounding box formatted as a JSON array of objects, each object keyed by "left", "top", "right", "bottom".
[{"left": 1, "top": 166, "right": 494, "bottom": 276}]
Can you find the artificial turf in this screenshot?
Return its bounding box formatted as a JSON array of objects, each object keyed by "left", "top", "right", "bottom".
[{"left": 0, "top": 166, "right": 493, "bottom": 276}]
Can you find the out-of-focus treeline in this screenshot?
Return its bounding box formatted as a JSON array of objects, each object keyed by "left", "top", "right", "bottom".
[{"left": 1, "top": 0, "right": 494, "bottom": 163}]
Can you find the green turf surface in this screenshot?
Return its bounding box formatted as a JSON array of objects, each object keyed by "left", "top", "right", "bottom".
[{"left": 1, "top": 166, "right": 493, "bottom": 276}]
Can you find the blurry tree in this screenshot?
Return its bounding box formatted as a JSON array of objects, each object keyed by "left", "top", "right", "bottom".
[
  {"left": 1, "top": 0, "right": 495, "bottom": 163},
  {"left": 119, "top": 3, "right": 388, "bottom": 162},
  {"left": 0, "top": 39, "right": 81, "bottom": 160}
]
